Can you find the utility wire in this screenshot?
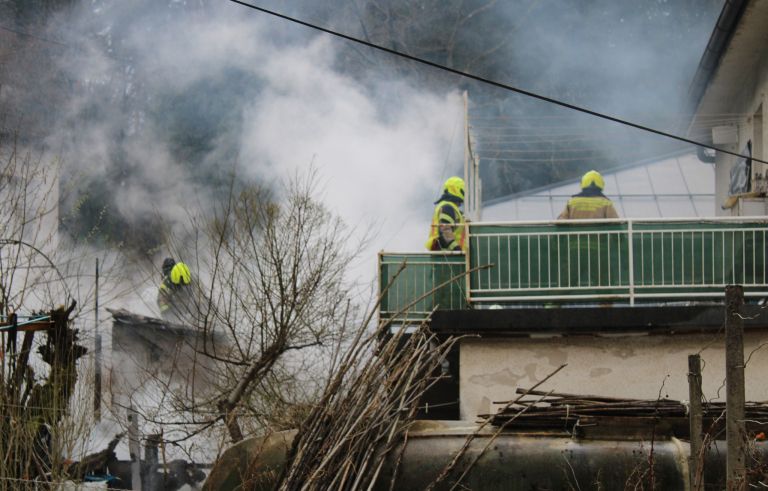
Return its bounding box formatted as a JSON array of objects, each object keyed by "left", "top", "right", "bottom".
[
  {"left": 227, "top": 0, "right": 765, "bottom": 165},
  {"left": 0, "top": 23, "right": 68, "bottom": 48}
]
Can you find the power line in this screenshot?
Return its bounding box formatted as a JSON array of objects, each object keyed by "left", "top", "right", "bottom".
[
  {"left": 227, "top": 0, "right": 765, "bottom": 166},
  {"left": 0, "top": 23, "right": 68, "bottom": 48}
]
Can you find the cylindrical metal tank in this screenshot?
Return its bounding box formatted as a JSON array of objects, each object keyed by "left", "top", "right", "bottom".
[{"left": 204, "top": 420, "right": 767, "bottom": 490}]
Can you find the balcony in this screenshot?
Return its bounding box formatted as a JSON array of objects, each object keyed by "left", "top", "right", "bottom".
[{"left": 379, "top": 217, "right": 768, "bottom": 322}]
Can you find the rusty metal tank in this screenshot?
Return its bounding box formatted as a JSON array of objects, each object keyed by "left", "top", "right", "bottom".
[{"left": 204, "top": 420, "right": 767, "bottom": 490}]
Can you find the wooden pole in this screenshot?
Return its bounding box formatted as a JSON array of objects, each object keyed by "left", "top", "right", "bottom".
[
  {"left": 477, "top": 177, "right": 483, "bottom": 221},
  {"left": 725, "top": 285, "right": 746, "bottom": 490},
  {"left": 128, "top": 404, "right": 142, "bottom": 490},
  {"left": 462, "top": 90, "right": 472, "bottom": 307},
  {"left": 474, "top": 152, "right": 482, "bottom": 221},
  {"left": 94, "top": 258, "right": 101, "bottom": 420},
  {"left": 688, "top": 354, "right": 703, "bottom": 491},
  {"left": 462, "top": 90, "right": 470, "bottom": 217}
]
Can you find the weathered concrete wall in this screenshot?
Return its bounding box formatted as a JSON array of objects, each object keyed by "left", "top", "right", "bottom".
[
  {"left": 460, "top": 331, "right": 768, "bottom": 420},
  {"left": 111, "top": 320, "right": 221, "bottom": 407}
]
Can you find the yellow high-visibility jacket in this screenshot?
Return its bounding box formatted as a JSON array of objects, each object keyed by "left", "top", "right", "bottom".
[
  {"left": 558, "top": 190, "right": 619, "bottom": 220},
  {"left": 425, "top": 199, "right": 466, "bottom": 252}
]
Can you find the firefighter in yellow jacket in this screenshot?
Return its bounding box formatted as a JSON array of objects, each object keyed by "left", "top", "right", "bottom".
[
  {"left": 426, "top": 176, "right": 467, "bottom": 253},
  {"left": 558, "top": 170, "right": 619, "bottom": 219},
  {"left": 157, "top": 257, "right": 193, "bottom": 322}
]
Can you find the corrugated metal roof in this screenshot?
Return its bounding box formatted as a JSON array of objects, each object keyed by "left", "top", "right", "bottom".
[{"left": 483, "top": 152, "right": 714, "bottom": 221}]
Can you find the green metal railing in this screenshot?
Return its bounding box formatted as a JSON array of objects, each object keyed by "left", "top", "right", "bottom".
[
  {"left": 378, "top": 218, "right": 768, "bottom": 321},
  {"left": 379, "top": 253, "right": 467, "bottom": 322}
]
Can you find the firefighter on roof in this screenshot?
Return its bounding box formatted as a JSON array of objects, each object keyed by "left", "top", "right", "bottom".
[
  {"left": 426, "top": 176, "right": 467, "bottom": 253},
  {"left": 558, "top": 170, "right": 619, "bottom": 220},
  {"left": 157, "top": 257, "right": 193, "bottom": 322}
]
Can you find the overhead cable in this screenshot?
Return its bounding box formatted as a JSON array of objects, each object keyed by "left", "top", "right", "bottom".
[
  {"left": 227, "top": 0, "right": 765, "bottom": 165},
  {"left": 0, "top": 23, "right": 68, "bottom": 47}
]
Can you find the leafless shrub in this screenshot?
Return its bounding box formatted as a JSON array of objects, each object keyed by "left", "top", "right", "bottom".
[
  {"left": 127, "top": 169, "right": 361, "bottom": 454},
  {"left": 274, "top": 317, "right": 458, "bottom": 490},
  {"left": 0, "top": 134, "right": 124, "bottom": 489}
]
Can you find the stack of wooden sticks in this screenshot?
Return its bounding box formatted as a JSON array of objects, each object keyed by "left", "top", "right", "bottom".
[{"left": 483, "top": 389, "right": 768, "bottom": 438}]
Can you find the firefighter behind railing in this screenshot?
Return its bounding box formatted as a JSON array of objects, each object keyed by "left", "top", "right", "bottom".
[
  {"left": 558, "top": 170, "right": 619, "bottom": 288},
  {"left": 425, "top": 177, "right": 468, "bottom": 311},
  {"left": 558, "top": 170, "right": 619, "bottom": 220},
  {"left": 426, "top": 176, "right": 467, "bottom": 253},
  {"left": 157, "top": 257, "right": 194, "bottom": 323}
]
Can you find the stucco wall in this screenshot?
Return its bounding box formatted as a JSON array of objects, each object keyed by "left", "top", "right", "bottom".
[
  {"left": 459, "top": 331, "right": 768, "bottom": 420},
  {"left": 702, "top": 2, "right": 768, "bottom": 216},
  {"left": 111, "top": 323, "right": 220, "bottom": 407},
  {"left": 716, "top": 146, "right": 737, "bottom": 216},
  {"left": 714, "top": 79, "right": 768, "bottom": 216}
]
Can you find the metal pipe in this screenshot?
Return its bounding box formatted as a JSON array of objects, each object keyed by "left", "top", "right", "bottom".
[{"left": 204, "top": 421, "right": 768, "bottom": 491}]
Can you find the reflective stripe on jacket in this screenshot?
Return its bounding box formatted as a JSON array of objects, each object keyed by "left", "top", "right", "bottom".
[
  {"left": 558, "top": 196, "right": 619, "bottom": 220},
  {"left": 157, "top": 280, "right": 172, "bottom": 312},
  {"left": 425, "top": 200, "right": 466, "bottom": 252},
  {"left": 157, "top": 277, "right": 193, "bottom": 314}
]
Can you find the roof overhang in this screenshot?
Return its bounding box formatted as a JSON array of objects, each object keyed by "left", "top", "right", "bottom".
[
  {"left": 688, "top": 0, "right": 768, "bottom": 138},
  {"left": 431, "top": 304, "right": 768, "bottom": 337}
]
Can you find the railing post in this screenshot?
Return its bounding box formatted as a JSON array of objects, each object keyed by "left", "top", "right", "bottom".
[
  {"left": 377, "top": 252, "right": 385, "bottom": 319},
  {"left": 465, "top": 222, "right": 471, "bottom": 309},
  {"left": 628, "top": 220, "right": 635, "bottom": 305}
]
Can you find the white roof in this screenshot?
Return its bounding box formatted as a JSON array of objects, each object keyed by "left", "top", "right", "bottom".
[{"left": 482, "top": 152, "right": 714, "bottom": 221}]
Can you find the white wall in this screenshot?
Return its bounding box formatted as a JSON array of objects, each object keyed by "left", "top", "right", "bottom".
[
  {"left": 459, "top": 331, "right": 768, "bottom": 420},
  {"left": 714, "top": 76, "right": 768, "bottom": 216}
]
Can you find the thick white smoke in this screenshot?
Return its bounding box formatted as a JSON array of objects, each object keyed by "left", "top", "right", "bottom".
[
  {"left": 51, "top": 2, "right": 462, "bottom": 287},
  {"left": 239, "top": 37, "right": 463, "bottom": 253}
]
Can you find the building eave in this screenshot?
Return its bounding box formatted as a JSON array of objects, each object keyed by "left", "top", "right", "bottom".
[
  {"left": 686, "top": 0, "right": 750, "bottom": 127},
  {"left": 687, "top": 0, "right": 768, "bottom": 139},
  {"left": 431, "top": 304, "right": 768, "bottom": 337}
]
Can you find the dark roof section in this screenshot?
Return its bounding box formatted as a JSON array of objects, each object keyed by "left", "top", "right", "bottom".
[
  {"left": 686, "top": 0, "right": 751, "bottom": 124},
  {"left": 431, "top": 304, "right": 768, "bottom": 337},
  {"left": 108, "top": 307, "right": 192, "bottom": 336},
  {"left": 108, "top": 307, "right": 228, "bottom": 344}
]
